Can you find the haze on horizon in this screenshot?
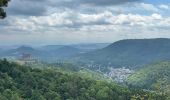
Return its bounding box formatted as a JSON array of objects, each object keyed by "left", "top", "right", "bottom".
[{"left": 0, "top": 0, "right": 170, "bottom": 45}]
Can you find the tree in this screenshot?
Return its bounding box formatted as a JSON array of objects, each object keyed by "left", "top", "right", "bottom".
[
  {"left": 0, "top": 0, "right": 10, "bottom": 19},
  {"left": 0, "top": 60, "right": 165, "bottom": 100}
]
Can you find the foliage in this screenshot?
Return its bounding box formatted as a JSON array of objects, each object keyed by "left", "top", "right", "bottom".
[
  {"left": 0, "top": 0, "right": 10, "bottom": 19},
  {"left": 0, "top": 59, "right": 164, "bottom": 99},
  {"left": 77, "top": 68, "right": 112, "bottom": 82},
  {"left": 127, "top": 61, "right": 170, "bottom": 99}
]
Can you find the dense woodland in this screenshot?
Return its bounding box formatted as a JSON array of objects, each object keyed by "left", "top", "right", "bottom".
[
  {"left": 128, "top": 61, "right": 170, "bottom": 99},
  {"left": 0, "top": 59, "right": 165, "bottom": 100}
]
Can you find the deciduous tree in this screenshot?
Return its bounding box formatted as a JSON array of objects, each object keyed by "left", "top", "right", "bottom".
[{"left": 0, "top": 0, "right": 10, "bottom": 19}]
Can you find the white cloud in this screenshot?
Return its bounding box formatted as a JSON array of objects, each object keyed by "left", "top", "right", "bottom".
[
  {"left": 30, "top": 12, "right": 73, "bottom": 27},
  {"left": 4, "top": 11, "right": 170, "bottom": 34},
  {"left": 1, "top": 2, "right": 170, "bottom": 44},
  {"left": 139, "top": 3, "right": 159, "bottom": 12},
  {"left": 159, "top": 4, "right": 169, "bottom": 10},
  {"left": 78, "top": 11, "right": 113, "bottom": 24}
]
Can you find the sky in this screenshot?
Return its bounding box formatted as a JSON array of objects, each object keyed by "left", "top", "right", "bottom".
[{"left": 0, "top": 0, "right": 170, "bottom": 45}]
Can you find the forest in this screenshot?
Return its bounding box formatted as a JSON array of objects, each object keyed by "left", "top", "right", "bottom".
[
  {"left": 0, "top": 59, "right": 165, "bottom": 100},
  {"left": 1, "top": 0, "right": 170, "bottom": 99}
]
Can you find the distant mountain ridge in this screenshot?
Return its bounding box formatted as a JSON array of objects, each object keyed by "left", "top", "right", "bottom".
[
  {"left": 0, "top": 43, "right": 110, "bottom": 60},
  {"left": 77, "top": 38, "right": 170, "bottom": 68},
  {"left": 39, "top": 45, "right": 65, "bottom": 51},
  {"left": 72, "top": 43, "right": 110, "bottom": 52},
  {"left": 49, "top": 46, "right": 82, "bottom": 57},
  {"left": 1, "top": 46, "right": 41, "bottom": 57},
  {"left": 16, "top": 46, "right": 35, "bottom": 52}
]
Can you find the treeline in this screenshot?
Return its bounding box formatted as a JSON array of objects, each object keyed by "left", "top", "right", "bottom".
[{"left": 0, "top": 59, "right": 165, "bottom": 100}]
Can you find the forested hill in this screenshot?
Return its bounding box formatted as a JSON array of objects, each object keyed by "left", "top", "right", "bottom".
[
  {"left": 127, "top": 61, "right": 170, "bottom": 99},
  {"left": 77, "top": 38, "right": 170, "bottom": 68},
  {"left": 0, "top": 59, "right": 164, "bottom": 100}
]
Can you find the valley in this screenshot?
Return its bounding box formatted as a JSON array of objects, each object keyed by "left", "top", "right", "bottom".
[
  {"left": 1, "top": 38, "right": 170, "bottom": 99},
  {"left": 1, "top": 0, "right": 170, "bottom": 99}
]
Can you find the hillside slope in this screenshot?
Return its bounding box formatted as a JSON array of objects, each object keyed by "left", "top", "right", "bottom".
[
  {"left": 127, "top": 61, "right": 170, "bottom": 98},
  {"left": 77, "top": 38, "right": 170, "bottom": 68},
  {"left": 51, "top": 46, "right": 82, "bottom": 57},
  {"left": 0, "top": 59, "right": 164, "bottom": 100},
  {"left": 2, "top": 46, "right": 42, "bottom": 57}
]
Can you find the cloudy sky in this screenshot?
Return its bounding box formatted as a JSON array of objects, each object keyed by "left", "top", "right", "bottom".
[{"left": 0, "top": 0, "right": 170, "bottom": 45}]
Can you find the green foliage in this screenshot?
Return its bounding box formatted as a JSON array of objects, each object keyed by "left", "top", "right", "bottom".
[
  {"left": 77, "top": 68, "right": 112, "bottom": 82},
  {"left": 0, "top": 0, "right": 9, "bottom": 7},
  {"left": 127, "top": 61, "right": 170, "bottom": 99},
  {"left": 0, "top": 59, "right": 164, "bottom": 99},
  {"left": 0, "top": 0, "right": 10, "bottom": 19},
  {"left": 51, "top": 62, "right": 81, "bottom": 72}
]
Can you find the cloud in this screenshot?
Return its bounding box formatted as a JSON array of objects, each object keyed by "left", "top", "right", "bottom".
[
  {"left": 139, "top": 3, "right": 159, "bottom": 12},
  {"left": 56, "top": 0, "right": 140, "bottom": 7},
  {"left": 6, "top": 0, "right": 140, "bottom": 16},
  {"left": 7, "top": 0, "right": 47, "bottom": 16},
  {"left": 1, "top": 0, "right": 170, "bottom": 45},
  {"left": 159, "top": 4, "right": 169, "bottom": 10},
  {"left": 3, "top": 10, "right": 170, "bottom": 33}
]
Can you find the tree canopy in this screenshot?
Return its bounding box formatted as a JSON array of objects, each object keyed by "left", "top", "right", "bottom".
[
  {"left": 0, "top": 0, "right": 10, "bottom": 19},
  {"left": 0, "top": 59, "right": 165, "bottom": 100}
]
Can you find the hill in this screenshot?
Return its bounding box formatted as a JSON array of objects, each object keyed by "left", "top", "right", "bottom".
[
  {"left": 72, "top": 43, "right": 110, "bottom": 52},
  {"left": 127, "top": 61, "right": 170, "bottom": 98},
  {"left": 40, "top": 43, "right": 110, "bottom": 53},
  {"left": 50, "top": 46, "right": 82, "bottom": 57},
  {"left": 1, "top": 46, "right": 42, "bottom": 57},
  {"left": 0, "top": 59, "right": 164, "bottom": 99},
  {"left": 0, "top": 48, "right": 2, "bottom": 56},
  {"left": 0, "top": 46, "right": 82, "bottom": 60},
  {"left": 0, "top": 43, "right": 109, "bottom": 61},
  {"left": 76, "top": 38, "right": 170, "bottom": 69},
  {"left": 39, "top": 45, "right": 64, "bottom": 51}
]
